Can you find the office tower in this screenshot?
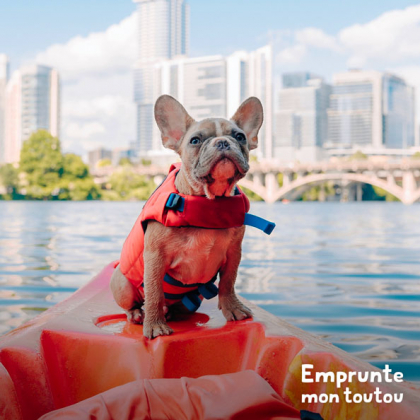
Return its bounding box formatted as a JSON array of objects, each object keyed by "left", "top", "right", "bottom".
[
  {"left": 0, "top": 54, "right": 9, "bottom": 163},
  {"left": 88, "top": 147, "right": 113, "bottom": 168},
  {"left": 282, "top": 72, "right": 321, "bottom": 89},
  {"left": 4, "top": 65, "right": 60, "bottom": 163},
  {"left": 227, "top": 46, "right": 273, "bottom": 159},
  {"left": 274, "top": 74, "right": 331, "bottom": 162},
  {"left": 327, "top": 70, "right": 415, "bottom": 149},
  {"left": 382, "top": 74, "right": 415, "bottom": 149},
  {"left": 133, "top": 0, "right": 189, "bottom": 155},
  {"left": 153, "top": 55, "right": 226, "bottom": 151},
  {"left": 152, "top": 45, "right": 273, "bottom": 160}
]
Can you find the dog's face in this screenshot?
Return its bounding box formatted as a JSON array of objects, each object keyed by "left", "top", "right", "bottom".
[{"left": 154, "top": 95, "right": 263, "bottom": 198}]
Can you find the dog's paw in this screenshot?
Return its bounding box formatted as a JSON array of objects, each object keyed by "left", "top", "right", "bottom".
[
  {"left": 219, "top": 298, "right": 253, "bottom": 322},
  {"left": 143, "top": 320, "right": 174, "bottom": 339},
  {"left": 126, "top": 307, "right": 144, "bottom": 324}
]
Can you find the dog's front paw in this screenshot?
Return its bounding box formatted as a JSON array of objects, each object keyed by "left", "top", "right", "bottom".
[
  {"left": 219, "top": 296, "right": 253, "bottom": 322},
  {"left": 143, "top": 320, "right": 174, "bottom": 339},
  {"left": 126, "top": 307, "right": 144, "bottom": 324}
]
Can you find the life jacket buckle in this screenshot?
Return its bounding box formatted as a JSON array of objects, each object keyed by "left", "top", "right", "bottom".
[{"left": 165, "top": 193, "right": 185, "bottom": 211}]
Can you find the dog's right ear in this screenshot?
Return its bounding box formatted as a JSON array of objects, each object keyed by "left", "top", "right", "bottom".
[{"left": 154, "top": 95, "right": 195, "bottom": 151}]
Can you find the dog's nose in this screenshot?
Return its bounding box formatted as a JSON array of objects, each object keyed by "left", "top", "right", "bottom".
[{"left": 215, "top": 139, "right": 230, "bottom": 151}]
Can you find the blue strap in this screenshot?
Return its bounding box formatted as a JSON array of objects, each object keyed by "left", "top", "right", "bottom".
[
  {"left": 300, "top": 410, "right": 324, "bottom": 420},
  {"left": 165, "top": 193, "right": 276, "bottom": 235},
  {"left": 244, "top": 213, "right": 276, "bottom": 235},
  {"left": 165, "top": 193, "right": 185, "bottom": 211}
]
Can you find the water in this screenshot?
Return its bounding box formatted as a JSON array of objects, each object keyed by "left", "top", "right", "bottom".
[{"left": 1, "top": 201, "right": 420, "bottom": 381}]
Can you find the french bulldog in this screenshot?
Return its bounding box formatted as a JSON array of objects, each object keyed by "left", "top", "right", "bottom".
[{"left": 110, "top": 94, "right": 263, "bottom": 339}]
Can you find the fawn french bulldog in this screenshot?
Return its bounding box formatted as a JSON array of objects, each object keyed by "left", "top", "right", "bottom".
[{"left": 110, "top": 94, "right": 263, "bottom": 339}]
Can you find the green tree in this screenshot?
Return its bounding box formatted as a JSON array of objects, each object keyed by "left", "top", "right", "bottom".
[
  {"left": 118, "top": 157, "right": 132, "bottom": 166},
  {"left": 349, "top": 150, "right": 368, "bottom": 161},
  {"left": 412, "top": 151, "right": 420, "bottom": 160},
  {"left": 0, "top": 164, "right": 19, "bottom": 199},
  {"left": 108, "top": 167, "right": 155, "bottom": 200},
  {"left": 140, "top": 158, "right": 152, "bottom": 166},
  {"left": 20, "top": 130, "right": 63, "bottom": 199},
  {"left": 59, "top": 154, "right": 101, "bottom": 200},
  {"left": 19, "top": 130, "right": 100, "bottom": 200},
  {"left": 97, "top": 158, "right": 112, "bottom": 167}
]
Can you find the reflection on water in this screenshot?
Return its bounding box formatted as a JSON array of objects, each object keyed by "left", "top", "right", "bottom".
[{"left": 1, "top": 201, "right": 420, "bottom": 380}]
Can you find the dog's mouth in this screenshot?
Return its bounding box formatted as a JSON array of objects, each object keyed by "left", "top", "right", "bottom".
[{"left": 201, "top": 155, "right": 247, "bottom": 184}]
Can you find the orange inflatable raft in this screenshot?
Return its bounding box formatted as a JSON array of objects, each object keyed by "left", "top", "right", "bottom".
[{"left": 0, "top": 262, "right": 419, "bottom": 420}]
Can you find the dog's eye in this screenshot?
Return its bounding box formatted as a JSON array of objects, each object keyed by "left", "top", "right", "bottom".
[
  {"left": 235, "top": 132, "right": 246, "bottom": 142},
  {"left": 190, "top": 137, "right": 201, "bottom": 145}
]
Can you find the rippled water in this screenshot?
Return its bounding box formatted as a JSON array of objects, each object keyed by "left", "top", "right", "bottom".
[{"left": 1, "top": 201, "right": 420, "bottom": 381}]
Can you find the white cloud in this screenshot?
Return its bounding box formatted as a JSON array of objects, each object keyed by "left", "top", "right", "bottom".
[
  {"left": 296, "top": 28, "right": 341, "bottom": 52},
  {"left": 339, "top": 5, "right": 420, "bottom": 67},
  {"left": 276, "top": 44, "right": 307, "bottom": 65},
  {"left": 36, "top": 12, "right": 137, "bottom": 80},
  {"left": 65, "top": 122, "right": 106, "bottom": 140},
  {"left": 34, "top": 13, "right": 137, "bottom": 156}
]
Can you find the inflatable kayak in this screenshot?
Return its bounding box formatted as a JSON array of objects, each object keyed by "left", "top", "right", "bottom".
[{"left": 0, "top": 262, "right": 419, "bottom": 420}]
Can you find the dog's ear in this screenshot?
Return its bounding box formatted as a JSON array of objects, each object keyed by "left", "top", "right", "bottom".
[
  {"left": 231, "top": 97, "right": 263, "bottom": 150},
  {"left": 154, "top": 95, "right": 195, "bottom": 151}
]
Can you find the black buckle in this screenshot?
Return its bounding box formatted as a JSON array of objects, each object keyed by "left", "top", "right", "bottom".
[
  {"left": 165, "top": 193, "right": 184, "bottom": 211},
  {"left": 300, "top": 410, "right": 324, "bottom": 420}
]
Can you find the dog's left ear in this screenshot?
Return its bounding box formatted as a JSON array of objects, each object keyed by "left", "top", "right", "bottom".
[
  {"left": 231, "top": 97, "right": 263, "bottom": 150},
  {"left": 155, "top": 95, "right": 195, "bottom": 152}
]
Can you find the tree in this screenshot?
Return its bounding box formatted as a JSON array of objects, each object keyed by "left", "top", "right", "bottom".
[
  {"left": 349, "top": 150, "right": 368, "bottom": 161},
  {"left": 0, "top": 164, "right": 19, "bottom": 199},
  {"left": 20, "top": 130, "right": 63, "bottom": 199},
  {"left": 108, "top": 167, "right": 155, "bottom": 200},
  {"left": 19, "top": 130, "right": 100, "bottom": 200},
  {"left": 118, "top": 157, "right": 132, "bottom": 166},
  {"left": 97, "top": 158, "right": 112, "bottom": 167},
  {"left": 59, "top": 154, "right": 101, "bottom": 200}
]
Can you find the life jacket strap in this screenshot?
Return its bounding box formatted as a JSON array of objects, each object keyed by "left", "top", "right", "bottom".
[
  {"left": 243, "top": 213, "right": 276, "bottom": 235},
  {"left": 300, "top": 410, "right": 324, "bottom": 420},
  {"left": 165, "top": 193, "right": 276, "bottom": 235}
]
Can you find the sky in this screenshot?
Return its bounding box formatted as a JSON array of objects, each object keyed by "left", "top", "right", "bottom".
[{"left": 1, "top": 0, "right": 420, "bottom": 156}]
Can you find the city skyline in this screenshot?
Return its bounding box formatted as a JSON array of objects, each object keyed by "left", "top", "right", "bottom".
[
  {"left": 2, "top": 64, "right": 60, "bottom": 163},
  {"left": 1, "top": 1, "right": 420, "bottom": 157}
]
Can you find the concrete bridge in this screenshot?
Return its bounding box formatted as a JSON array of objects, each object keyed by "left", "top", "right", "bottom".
[{"left": 92, "top": 160, "right": 420, "bottom": 204}]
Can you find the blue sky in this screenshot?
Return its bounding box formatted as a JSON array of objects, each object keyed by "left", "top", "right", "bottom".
[
  {"left": 1, "top": 1, "right": 420, "bottom": 155},
  {"left": 2, "top": 0, "right": 419, "bottom": 69}
]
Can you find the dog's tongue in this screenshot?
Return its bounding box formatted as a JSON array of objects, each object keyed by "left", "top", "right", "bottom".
[{"left": 211, "top": 158, "right": 236, "bottom": 180}]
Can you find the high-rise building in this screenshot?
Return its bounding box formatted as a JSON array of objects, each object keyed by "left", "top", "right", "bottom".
[
  {"left": 133, "top": 0, "right": 189, "bottom": 155},
  {"left": 327, "top": 70, "right": 415, "bottom": 149},
  {"left": 0, "top": 54, "right": 9, "bottom": 163},
  {"left": 4, "top": 64, "right": 60, "bottom": 163},
  {"left": 152, "top": 45, "right": 273, "bottom": 159},
  {"left": 153, "top": 55, "right": 227, "bottom": 151},
  {"left": 274, "top": 74, "right": 331, "bottom": 162},
  {"left": 282, "top": 72, "right": 320, "bottom": 89},
  {"left": 227, "top": 46, "right": 273, "bottom": 159}
]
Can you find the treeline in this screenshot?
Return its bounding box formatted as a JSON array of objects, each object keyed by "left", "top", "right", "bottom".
[{"left": 0, "top": 130, "right": 156, "bottom": 201}]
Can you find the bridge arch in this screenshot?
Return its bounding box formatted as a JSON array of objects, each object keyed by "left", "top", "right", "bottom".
[{"left": 240, "top": 173, "right": 406, "bottom": 203}]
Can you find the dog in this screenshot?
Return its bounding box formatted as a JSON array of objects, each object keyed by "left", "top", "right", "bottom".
[{"left": 110, "top": 94, "right": 263, "bottom": 339}]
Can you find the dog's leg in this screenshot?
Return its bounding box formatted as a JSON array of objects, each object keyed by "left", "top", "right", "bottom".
[
  {"left": 110, "top": 265, "right": 145, "bottom": 323},
  {"left": 142, "top": 225, "right": 174, "bottom": 338},
  {"left": 218, "top": 228, "right": 253, "bottom": 321}
]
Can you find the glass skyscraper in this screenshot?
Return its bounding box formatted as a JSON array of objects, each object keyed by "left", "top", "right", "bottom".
[
  {"left": 327, "top": 70, "right": 415, "bottom": 149},
  {"left": 133, "top": 0, "right": 189, "bottom": 155},
  {"left": 0, "top": 54, "right": 9, "bottom": 163},
  {"left": 274, "top": 74, "right": 331, "bottom": 161},
  {"left": 4, "top": 64, "right": 60, "bottom": 163}
]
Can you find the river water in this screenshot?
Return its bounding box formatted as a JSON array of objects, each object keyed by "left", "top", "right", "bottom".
[{"left": 1, "top": 201, "right": 420, "bottom": 381}]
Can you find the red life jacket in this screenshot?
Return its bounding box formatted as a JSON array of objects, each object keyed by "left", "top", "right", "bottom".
[{"left": 119, "top": 162, "right": 274, "bottom": 311}]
